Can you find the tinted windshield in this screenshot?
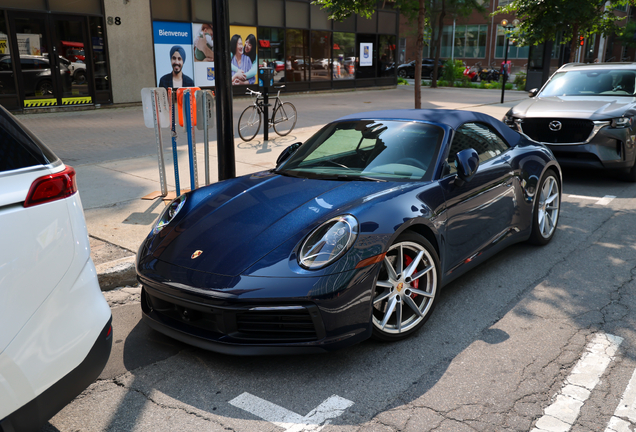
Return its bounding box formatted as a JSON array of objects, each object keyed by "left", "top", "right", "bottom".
[
  {"left": 540, "top": 69, "right": 636, "bottom": 97},
  {"left": 279, "top": 120, "right": 443, "bottom": 181}
]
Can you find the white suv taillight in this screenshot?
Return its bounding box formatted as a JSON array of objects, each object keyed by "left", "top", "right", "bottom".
[{"left": 24, "top": 166, "right": 78, "bottom": 208}]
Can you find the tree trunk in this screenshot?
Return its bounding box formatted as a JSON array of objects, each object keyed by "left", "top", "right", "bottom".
[
  {"left": 569, "top": 23, "right": 579, "bottom": 63},
  {"left": 432, "top": 0, "right": 446, "bottom": 88},
  {"left": 414, "top": 0, "right": 426, "bottom": 109}
]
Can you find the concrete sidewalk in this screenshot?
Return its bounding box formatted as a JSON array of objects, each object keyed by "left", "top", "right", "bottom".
[{"left": 26, "top": 87, "right": 526, "bottom": 290}]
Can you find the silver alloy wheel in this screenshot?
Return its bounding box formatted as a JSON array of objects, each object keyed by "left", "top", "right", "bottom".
[
  {"left": 372, "top": 241, "right": 437, "bottom": 334},
  {"left": 537, "top": 175, "right": 560, "bottom": 239}
]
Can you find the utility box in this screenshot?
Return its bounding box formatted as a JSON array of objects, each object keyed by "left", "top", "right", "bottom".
[{"left": 259, "top": 68, "right": 275, "bottom": 88}]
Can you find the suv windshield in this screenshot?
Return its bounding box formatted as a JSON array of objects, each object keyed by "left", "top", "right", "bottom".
[
  {"left": 278, "top": 120, "right": 443, "bottom": 181},
  {"left": 540, "top": 69, "right": 636, "bottom": 97}
]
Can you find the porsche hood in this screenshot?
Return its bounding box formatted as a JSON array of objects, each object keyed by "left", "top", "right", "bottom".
[
  {"left": 147, "top": 172, "right": 397, "bottom": 277},
  {"left": 511, "top": 95, "right": 636, "bottom": 120}
]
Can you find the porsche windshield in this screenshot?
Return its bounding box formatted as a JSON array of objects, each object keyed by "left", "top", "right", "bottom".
[
  {"left": 540, "top": 69, "right": 636, "bottom": 97},
  {"left": 278, "top": 120, "right": 443, "bottom": 181}
]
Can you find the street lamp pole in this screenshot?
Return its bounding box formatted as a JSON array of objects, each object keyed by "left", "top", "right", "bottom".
[{"left": 500, "top": 19, "right": 519, "bottom": 104}]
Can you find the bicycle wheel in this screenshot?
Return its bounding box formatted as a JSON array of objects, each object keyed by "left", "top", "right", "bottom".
[
  {"left": 273, "top": 102, "right": 297, "bottom": 136},
  {"left": 238, "top": 105, "right": 261, "bottom": 142}
]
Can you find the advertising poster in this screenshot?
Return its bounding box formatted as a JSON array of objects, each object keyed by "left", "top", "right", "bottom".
[
  {"left": 192, "top": 23, "right": 215, "bottom": 87},
  {"left": 17, "top": 34, "right": 41, "bottom": 56},
  {"left": 229, "top": 25, "right": 257, "bottom": 85},
  {"left": 153, "top": 21, "right": 194, "bottom": 89},
  {"left": 360, "top": 43, "right": 373, "bottom": 67}
]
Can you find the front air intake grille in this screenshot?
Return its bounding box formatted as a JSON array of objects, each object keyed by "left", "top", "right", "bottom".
[
  {"left": 521, "top": 118, "right": 595, "bottom": 144},
  {"left": 235, "top": 309, "right": 318, "bottom": 342}
]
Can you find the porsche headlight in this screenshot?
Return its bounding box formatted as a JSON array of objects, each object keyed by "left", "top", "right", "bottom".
[
  {"left": 611, "top": 117, "right": 632, "bottom": 128},
  {"left": 152, "top": 194, "right": 186, "bottom": 235},
  {"left": 299, "top": 214, "right": 359, "bottom": 270}
]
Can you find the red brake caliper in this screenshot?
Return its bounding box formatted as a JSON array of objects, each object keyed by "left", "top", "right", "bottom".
[{"left": 404, "top": 254, "right": 418, "bottom": 298}]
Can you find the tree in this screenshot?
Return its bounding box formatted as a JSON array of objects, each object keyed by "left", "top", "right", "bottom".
[
  {"left": 313, "top": 0, "right": 427, "bottom": 108},
  {"left": 495, "top": 0, "right": 633, "bottom": 63}
]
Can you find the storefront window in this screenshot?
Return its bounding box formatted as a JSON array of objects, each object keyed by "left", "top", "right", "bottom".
[
  {"left": 0, "top": 14, "right": 16, "bottom": 95},
  {"left": 286, "top": 29, "right": 309, "bottom": 82},
  {"left": 495, "top": 25, "right": 529, "bottom": 58},
  {"left": 332, "top": 32, "right": 354, "bottom": 80},
  {"left": 310, "top": 31, "right": 330, "bottom": 81},
  {"left": 258, "top": 27, "right": 284, "bottom": 82},
  {"left": 379, "top": 35, "right": 395, "bottom": 77}
]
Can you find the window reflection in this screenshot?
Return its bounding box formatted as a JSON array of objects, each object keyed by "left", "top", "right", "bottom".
[
  {"left": 0, "top": 14, "right": 16, "bottom": 95},
  {"left": 286, "top": 29, "right": 308, "bottom": 82},
  {"left": 258, "top": 27, "right": 285, "bottom": 83},
  {"left": 332, "top": 32, "right": 354, "bottom": 80},
  {"left": 379, "top": 35, "right": 395, "bottom": 77},
  {"left": 310, "top": 31, "right": 330, "bottom": 81}
]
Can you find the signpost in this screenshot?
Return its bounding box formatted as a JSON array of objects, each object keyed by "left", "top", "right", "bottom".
[{"left": 196, "top": 89, "right": 215, "bottom": 186}]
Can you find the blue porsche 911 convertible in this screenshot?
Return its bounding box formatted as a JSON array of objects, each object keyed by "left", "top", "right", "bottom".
[{"left": 137, "top": 109, "right": 561, "bottom": 355}]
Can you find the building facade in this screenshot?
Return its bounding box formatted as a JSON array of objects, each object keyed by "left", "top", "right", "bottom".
[
  {"left": 398, "top": 1, "right": 633, "bottom": 79},
  {"left": 0, "top": 0, "right": 398, "bottom": 111}
]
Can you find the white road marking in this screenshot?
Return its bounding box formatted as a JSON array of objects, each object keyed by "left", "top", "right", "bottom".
[
  {"left": 229, "top": 392, "right": 354, "bottom": 432},
  {"left": 568, "top": 194, "right": 616, "bottom": 206},
  {"left": 605, "top": 367, "right": 636, "bottom": 432},
  {"left": 531, "top": 333, "right": 624, "bottom": 432}
]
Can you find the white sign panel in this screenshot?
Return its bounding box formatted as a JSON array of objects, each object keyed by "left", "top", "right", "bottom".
[
  {"left": 359, "top": 43, "right": 373, "bottom": 67},
  {"left": 141, "top": 87, "right": 170, "bottom": 129}
]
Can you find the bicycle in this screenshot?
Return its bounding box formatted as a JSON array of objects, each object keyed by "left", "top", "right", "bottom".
[{"left": 238, "top": 86, "right": 297, "bottom": 141}]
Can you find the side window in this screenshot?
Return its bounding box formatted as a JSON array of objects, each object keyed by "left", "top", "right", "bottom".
[{"left": 446, "top": 122, "right": 509, "bottom": 175}]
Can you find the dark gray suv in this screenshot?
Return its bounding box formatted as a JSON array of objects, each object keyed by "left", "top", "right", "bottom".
[{"left": 504, "top": 63, "right": 636, "bottom": 180}]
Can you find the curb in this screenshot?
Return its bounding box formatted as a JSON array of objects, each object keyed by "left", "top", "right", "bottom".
[{"left": 96, "top": 256, "right": 137, "bottom": 291}]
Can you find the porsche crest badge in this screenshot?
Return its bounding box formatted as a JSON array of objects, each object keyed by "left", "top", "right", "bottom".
[{"left": 191, "top": 250, "right": 203, "bottom": 259}]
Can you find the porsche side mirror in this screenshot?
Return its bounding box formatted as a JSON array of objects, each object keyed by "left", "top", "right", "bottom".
[
  {"left": 276, "top": 142, "right": 302, "bottom": 166},
  {"left": 454, "top": 148, "right": 479, "bottom": 187},
  {"left": 528, "top": 88, "right": 539, "bottom": 97}
]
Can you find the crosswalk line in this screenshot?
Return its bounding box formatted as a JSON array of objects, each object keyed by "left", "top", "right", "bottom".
[
  {"left": 531, "top": 333, "right": 624, "bottom": 432},
  {"left": 605, "top": 366, "right": 636, "bottom": 432}
]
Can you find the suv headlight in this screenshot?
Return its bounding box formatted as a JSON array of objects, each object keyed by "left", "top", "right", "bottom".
[
  {"left": 152, "top": 194, "right": 186, "bottom": 235},
  {"left": 611, "top": 117, "right": 632, "bottom": 128},
  {"left": 299, "top": 215, "right": 359, "bottom": 269},
  {"left": 503, "top": 110, "right": 516, "bottom": 127}
]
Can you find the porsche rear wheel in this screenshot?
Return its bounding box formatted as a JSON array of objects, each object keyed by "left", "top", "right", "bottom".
[
  {"left": 528, "top": 169, "right": 560, "bottom": 245},
  {"left": 372, "top": 232, "right": 439, "bottom": 341}
]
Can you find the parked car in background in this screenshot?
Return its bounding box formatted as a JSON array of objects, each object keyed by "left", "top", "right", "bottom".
[
  {"left": 137, "top": 109, "right": 561, "bottom": 355},
  {"left": 0, "top": 105, "right": 112, "bottom": 432},
  {"left": 504, "top": 63, "right": 636, "bottom": 181},
  {"left": 397, "top": 58, "right": 445, "bottom": 79},
  {"left": 274, "top": 61, "right": 285, "bottom": 72},
  {"left": 0, "top": 54, "right": 72, "bottom": 97}
]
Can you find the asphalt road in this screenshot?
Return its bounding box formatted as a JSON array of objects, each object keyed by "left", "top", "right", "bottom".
[{"left": 31, "top": 87, "right": 636, "bottom": 431}]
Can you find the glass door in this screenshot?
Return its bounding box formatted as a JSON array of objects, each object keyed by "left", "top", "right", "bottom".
[
  {"left": 8, "top": 12, "right": 92, "bottom": 108},
  {"left": 9, "top": 14, "right": 59, "bottom": 107},
  {"left": 52, "top": 15, "right": 92, "bottom": 105}
]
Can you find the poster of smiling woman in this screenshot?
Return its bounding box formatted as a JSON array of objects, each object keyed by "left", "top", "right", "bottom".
[
  {"left": 153, "top": 21, "right": 194, "bottom": 89},
  {"left": 229, "top": 25, "right": 257, "bottom": 85}
]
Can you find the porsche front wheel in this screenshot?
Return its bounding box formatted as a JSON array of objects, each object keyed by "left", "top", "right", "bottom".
[
  {"left": 372, "top": 232, "right": 439, "bottom": 341},
  {"left": 528, "top": 169, "right": 560, "bottom": 245}
]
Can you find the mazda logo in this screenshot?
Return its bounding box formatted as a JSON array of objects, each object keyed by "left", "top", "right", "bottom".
[{"left": 549, "top": 121, "right": 562, "bottom": 132}]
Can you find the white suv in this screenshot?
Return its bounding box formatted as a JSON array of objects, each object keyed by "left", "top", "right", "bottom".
[{"left": 0, "top": 106, "right": 112, "bottom": 431}]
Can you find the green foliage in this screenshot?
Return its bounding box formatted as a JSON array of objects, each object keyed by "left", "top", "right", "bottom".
[
  {"left": 513, "top": 72, "right": 527, "bottom": 90},
  {"left": 312, "top": 0, "right": 421, "bottom": 21},
  {"left": 616, "top": 20, "right": 636, "bottom": 49},
  {"left": 441, "top": 59, "right": 465, "bottom": 86},
  {"left": 398, "top": 77, "right": 409, "bottom": 85},
  {"left": 493, "top": 0, "right": 632, "bottom": 52}
]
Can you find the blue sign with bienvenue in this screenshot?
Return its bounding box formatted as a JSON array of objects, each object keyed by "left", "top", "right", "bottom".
[{"left": 153, "top": 21, "right": 192, "bottom": 45}]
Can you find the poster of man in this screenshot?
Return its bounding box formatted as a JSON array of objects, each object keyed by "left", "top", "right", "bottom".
[
  {"left": 153, "top": 21, "right": 194, "bottom": 89},
  {"left": 192, "top": 23, "right": 215, "bottom": 87},
  {"left": 229, "top": 26, "right": 257, "bottom": 85}
]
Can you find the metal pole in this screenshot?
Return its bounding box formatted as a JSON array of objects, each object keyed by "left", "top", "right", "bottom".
[
  {"left": 212, "top": 0, "right": 236, "bottom": 181},
  {"left": 184, "top": 90, "right": 199, "bottom": 191},
  {"left": 170, "top": 89, "right": 180, "bottom": 196},
  {"left": 501, "top": 32, "right": 509, "bottom": 104},
  {"left": 151, "top": 89, "right": 167, "bottom": 196},
  {"left": 263, "top": 87, "right": 269, "bottom": 141},
  {"left": 451, "top": 19, "right": 456, "bottom": 63},
  {"left": 203, "top": 91, "right": 210, "bottom": 186}
]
